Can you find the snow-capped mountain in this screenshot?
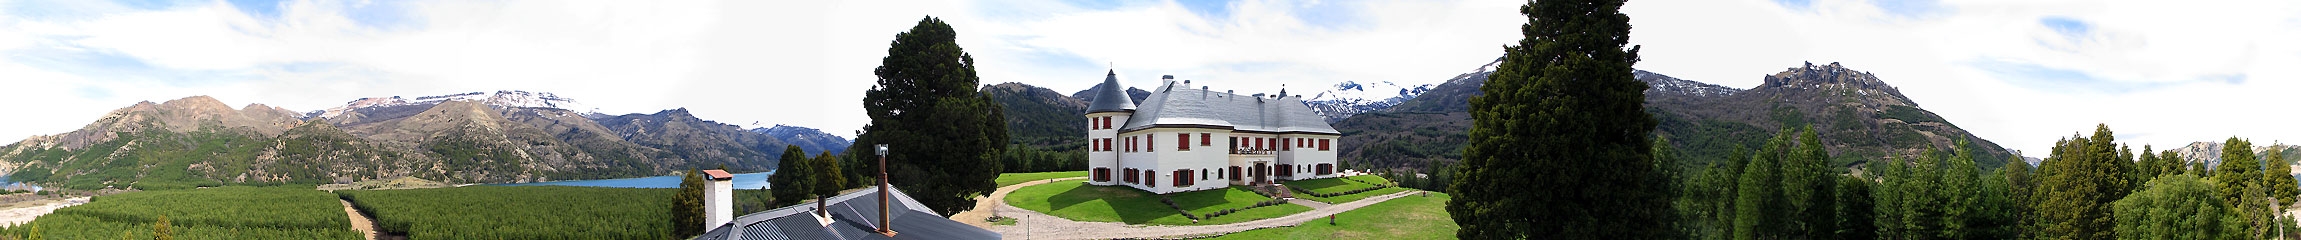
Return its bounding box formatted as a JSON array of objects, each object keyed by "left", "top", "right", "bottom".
[
  {"left": 752, "top": 125, "right": 853, "bottom": 155},
  {"left": 1300, "top": 58, "right": 1502, "bottom": 123},
  {"left": 1303, "top": 81, "right": 1435, "bottom": 123},
  {"left": 310, "top": 90, "right": 593, "bottom": 119}
]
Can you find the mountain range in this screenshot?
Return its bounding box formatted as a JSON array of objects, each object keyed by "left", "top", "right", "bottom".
[
  {"left": 0, "top": 91, "right": 848, "bottom": 189},
  {"left": 1333, "top": 59, "right": 2021, "bottom": 171}
]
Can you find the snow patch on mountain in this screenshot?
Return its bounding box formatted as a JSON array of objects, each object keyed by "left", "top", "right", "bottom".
[
  {"left": 313, "top": 90, "right": 594, "bottom": 119},
  {"left": 1303, "top": 80, "right": 1435, "bottom": 123}
]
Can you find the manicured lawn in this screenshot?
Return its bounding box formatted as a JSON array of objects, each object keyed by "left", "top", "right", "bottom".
[
  {"left": 1210, "top": 191, "right": 1457, "bottom": 240},
  {"left": 1288, "top": 175, "right": 1407, "bottom": 204},
  {"left": 1004, "top": 180, "right": 1311, "bottom": 225},
  {"left": 996, "top": 171, "right": 1088, "bottom": 187}
]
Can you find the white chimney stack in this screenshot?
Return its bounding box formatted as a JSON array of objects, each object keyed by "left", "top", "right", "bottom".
[{"left": 702, "top": 169, "right": 736, "bottom": 230}]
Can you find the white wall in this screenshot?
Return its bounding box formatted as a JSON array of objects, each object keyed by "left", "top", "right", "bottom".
[{"left": 706, "top": 179, "right": 733, "bottom": 230}]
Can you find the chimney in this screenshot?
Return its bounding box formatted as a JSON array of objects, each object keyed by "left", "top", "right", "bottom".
[
  {"left": 875, "top": 144, "right": 898, "bottom": 237},
  {"left": 702, "top": 169, "right": 736, "bottom": 231},
  {"left": 1162, "top": 75, "right": 1176, "bottom": 88}
]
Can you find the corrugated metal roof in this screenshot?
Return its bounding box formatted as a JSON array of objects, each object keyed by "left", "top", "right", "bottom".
[
  {"left": 1120, "top": 81, "right": 1340, "bottom": 135},
  {"left": 697, "top": 186, "right": 1001, "bottom": 240}
]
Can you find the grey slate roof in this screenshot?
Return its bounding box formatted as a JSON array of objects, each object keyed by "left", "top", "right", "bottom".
[
  {"left": 1119, "top": 81, "right": 1340, "bottom": 135},
  {"left": 1084, "top": 70, "right": 1138, "bottom": 114},
  {"left": 696, "top": 186, "right": 1000, "bottom": 240}
]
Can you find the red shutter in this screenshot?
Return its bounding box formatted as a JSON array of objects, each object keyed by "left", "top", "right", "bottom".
[
  {"left": 1148, "top": 134, "right": 1155, "bottom": 152},
  {"left": 1321, "top": 139, "right": 1330, "bottom": 151},
  {"left": 1178, "top": 133, "right": 1190, "bottom": 151},
  {"left": 1200, "top": 133, "right": 1210, "bottom": 146}
]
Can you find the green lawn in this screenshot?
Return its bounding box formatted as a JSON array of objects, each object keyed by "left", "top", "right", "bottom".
[
  {"left": 996, "top": 171, "right": 1087, "bottom": 187},
  {"left": 1004, "top": 180, "right": 1311, "bottom": 225},
  {"left": 1210, "top": 191, "right": 1457, "bottom": 240},
  {"left": 1287, "top": 175, "right": 1408, "bottom": 204}
]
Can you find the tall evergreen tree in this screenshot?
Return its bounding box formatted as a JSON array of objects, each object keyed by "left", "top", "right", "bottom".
[
  {"left": 2161, "top": 149, "right": 2188, "bottom": 177},
  {"left": 852, "top": 16, "right": 1008, "bottom": 216},
  {"left": 2031, "top": 124, "right": 2128, "bottom": 239},
  {"left": 1836, "top": 175, "right": 1877, "bottom": 240},
  {"left": 1899, "top": 147, "right": 1943, "bottom": 239},
  {"left": 1939, "top": 139, "right": 1988, "bottom": 239},
  {"left": 1733, "top": 131, "right": 1789, "bottom": 240},
  {"left": 670, "top": 168, "right": 706, "bottom": 237},
  {"left": 1875, "top": 155, "right": 1907, "bottom": 238},
  {"left": 811, "top": 151, "right": 848, "bottom": 215},
  {"left": 2001, "top": 155, "right": 2037, "bottom": 239},
  {"left": 2138, "top": 145, "right": 2162, "bottom": 180},
  {"left": 2213, "top": 137, "right": 2272, "bottom": 239},
  {"left": 770, "top": 145, "right": 813, "bottom": 209},
  {"left": 2263, "top": 147, "right": 2298, "bottom": 207},
  {"left": 1447, "top": 0, "right": 1663, "bottom": 238},
  {"left": 1790, "top": 126, "right": 1836, "bottom": 240}
]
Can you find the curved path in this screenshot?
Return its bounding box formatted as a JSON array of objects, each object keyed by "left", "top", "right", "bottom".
[
  {"left": 950, "top": 177, "right": 1087, "bottom": 228},
  {"left": 964, "top": 178, "right": 1419, "bottom": 240}
]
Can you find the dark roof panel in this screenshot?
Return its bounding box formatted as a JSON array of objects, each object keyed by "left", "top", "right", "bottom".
[
  {"left": 697, "top": 186, "right": 1000, "bottom": 240},
  {"left": 1085, "top": 70, "right": 1138, "bottom": 114}
]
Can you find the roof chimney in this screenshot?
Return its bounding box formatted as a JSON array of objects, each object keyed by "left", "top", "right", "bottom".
[
  {"left": 1161, "top": 75, "right": 1176, "bottom": 88},
  {"left": 874, "top": 144, "right": 898, "bottom": 237},
  {"left": 702, "top": 170, "right": 735, "bottom": 231}
]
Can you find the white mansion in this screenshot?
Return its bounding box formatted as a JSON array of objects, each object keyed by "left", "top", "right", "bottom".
[{"left": 1083, "top": 70, "right": 1341, "bottom": 194}]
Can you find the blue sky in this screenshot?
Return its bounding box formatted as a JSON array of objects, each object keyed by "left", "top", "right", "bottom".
[{"left": 1, "top": 0, "right": 2299, "bottom": 158}]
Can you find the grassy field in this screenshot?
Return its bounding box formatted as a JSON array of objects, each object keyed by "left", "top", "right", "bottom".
[
  {"left": 339, "top": 186, "right": 678, "bottom": 240},
  {"left": 1004, "top": 179, "right": 1311, "bottom": 225},
  {"left": 996, "top": 171, "right": 1087, "bottom": 187},
  {"left": 0, "top": 186, "right": 362, "bottom": 240},
  {"left": 1287, "top": 175, "right": 1408, "bottom": 204},
  {"left": 1210, "top": 192, "right": 1457, "bottom": 240}
]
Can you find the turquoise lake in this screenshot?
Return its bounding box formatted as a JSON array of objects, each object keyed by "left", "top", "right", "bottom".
[{"left": 492, "top": 170, "right": 775, "bottom": 189}]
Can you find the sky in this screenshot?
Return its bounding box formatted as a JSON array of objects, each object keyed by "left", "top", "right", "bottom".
[{"left": 0, "top": 0, "right": 2296, "bottom": 158}]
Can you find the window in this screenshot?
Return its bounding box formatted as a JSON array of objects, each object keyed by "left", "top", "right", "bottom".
[
  {"left": 1147, "top": 134, "right": 1155, "bottom": 152},
  {"left": 1254, "top": 137, "right": 1262, "bottom": 150},
  {"left": 1124, "top": 168, "right": 1137, "bottom": 184},
  {"left": 1201, "top": 133, "right": 1210, "bottom": 146},
  {"left": 1320, "top": 139, "right": 1330, "bottom": 151},
  {"left": 1283, "top": 138, "right": 1291, "bottom": 151},
  {"left": 1202, "top": 169, "right": 1209, "bottom": 180},
  {"left": 1146, "top": 170, "right": 1158, "bottom": 188},
  {"left": 1316, "top": 164, "right": 1333, "bottom": 175},
  {"left": 1217, "top": 168, "right": 1225, "bottom": 179},
  {"left": 1230, "top": 166, "right": 1242, "bottom": 180},
  {"left": 1178, "top": 133, "right": 1190, "bottom": 151},
  {"left": 1094, "top": 168, "right": 1111, "bottom": 182}
]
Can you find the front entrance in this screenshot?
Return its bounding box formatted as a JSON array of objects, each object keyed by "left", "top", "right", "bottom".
[{"left": 1253, "top": 162, "right": 1268, "bottom": 184}]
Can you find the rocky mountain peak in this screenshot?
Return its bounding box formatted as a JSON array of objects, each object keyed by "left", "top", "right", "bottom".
[{"left": 1755, "top": 62, "right": 1917, "bottom": 107}]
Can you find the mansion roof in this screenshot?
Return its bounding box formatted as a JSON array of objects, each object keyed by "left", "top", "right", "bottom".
[{"left": 1111, "top": 80, "right": 1339, "bottom": 135}]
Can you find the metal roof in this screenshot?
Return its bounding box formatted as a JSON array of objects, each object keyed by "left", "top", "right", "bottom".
[
  {"left": 1084, "top": 70, "right": 1138, "bottom": 114},
  {"left": 1119, "top": 81, "right": 1340, "bottom": 135},
  {"left": 702, "top": 170, "right": 735, "bottom": 180},
  {"left": 697, "top": 186, "right": 1000, "bottom": 240}
]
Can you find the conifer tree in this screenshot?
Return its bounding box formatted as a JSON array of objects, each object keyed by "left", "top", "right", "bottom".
[
  {"left": 1733, "top": 132, "right": 1787, "bottom": 240},
  {"left": 852, "top": 16, "right": 1008, "bottom": 216},
  {"left": 1789, "top": 126, "right": 1835, "bottom": 240},
  {"left": 1941, "top": 140, "right": 1982, "bottom": 239},
  {"left": 2138, "top": 145, "right": 2162, "bottom": 180},
  {"left": 2001, "top": 155, "right": 2037, "bottom": 239},
  {"left": 2031, "top": 124, "right": 2128, "bottom": 239},
  {"left": 2213, "top": 137, "right": 2272, "bottom": 239},
  {"left": 770, "top": 145, "right": 812, "bottom": 209},
  {"left": 811, "top": 151, "right": 847, "bottom": 215},
  {"left": 2263, "top": 147, "right": 2298, "bottom": 206},
  {"left": 1447, "top": 0, "right": 1663, "bottom": 238},
  {"left": 1836, "top": 175, "right": 1876, "bottom": 240},
  {"left": 1875, "top": 155, "right": 1907, "bottom": 238},
  {"left": 670, "top": 168, "right": 706, "bottom": 237}
]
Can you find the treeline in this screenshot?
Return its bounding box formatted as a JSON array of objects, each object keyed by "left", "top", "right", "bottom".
[
  {"left": 1673, "top": 124, "right": 2301, "bottom": 239},
  {"left": 1000, "top": 144, "right": 1086, "bottom": 173},
  {"left": 0, "top": 186, "right": 361, "bottom": 239}
]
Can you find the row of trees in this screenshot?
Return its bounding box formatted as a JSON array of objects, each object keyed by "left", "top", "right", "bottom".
[{"left": 1672, "top": 124, "right": 2301, "bottom": 240}]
